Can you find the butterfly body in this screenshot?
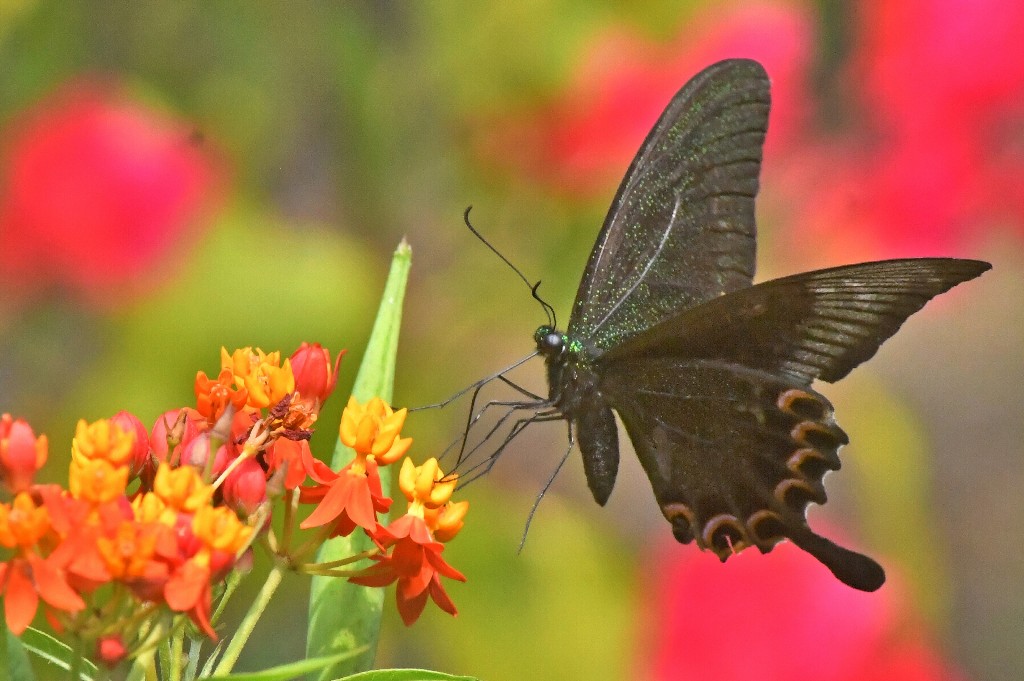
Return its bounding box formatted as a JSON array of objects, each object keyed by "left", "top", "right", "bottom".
[{"left": 531, "top": 58, "right": 990, "bottom": 592}]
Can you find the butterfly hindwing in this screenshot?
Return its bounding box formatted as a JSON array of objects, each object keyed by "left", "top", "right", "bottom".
[
  {"left": 599, "top": 356, "right": 884, "bottom": 591},
  {"left": 569, "top": 59, "right": 770, "bottom": 352}
]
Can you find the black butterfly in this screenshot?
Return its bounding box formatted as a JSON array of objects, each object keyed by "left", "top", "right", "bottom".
[{"left": 523, "top": 58, "right": 989, "bottom": 591}]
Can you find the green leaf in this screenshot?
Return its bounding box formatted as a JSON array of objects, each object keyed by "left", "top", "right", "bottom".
[
  {"left": 1, "top": 626, "right": 34, "bottom": 681},
  {"left": 205, "top": 648, "right": 367, "bottom": 681},
  {"left": 306, "top": 240, "right": 412, "bottom": 679},
  {"left": 18, "top": 627, "right": 97, "bottom": 680},
  {"left": 337, "top": 670, "right": 479, "bottom": 681}
]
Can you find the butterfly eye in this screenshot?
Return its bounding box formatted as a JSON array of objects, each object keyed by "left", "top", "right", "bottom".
[
  {"left": 544, "top": 333, "right": 565, "bottom": 354},
  {"left": 535, "top": 328, "right": 565, "bottom": 356}
]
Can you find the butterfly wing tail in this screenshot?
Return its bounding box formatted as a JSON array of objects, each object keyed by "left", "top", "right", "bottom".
[{"left": 787, "top": 524, "right": 886, "bottom": 591}]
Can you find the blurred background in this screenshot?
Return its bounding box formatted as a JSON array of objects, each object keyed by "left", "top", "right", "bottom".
[{"left": 0, "top": 1, "right": 1021, "bottom": 679}]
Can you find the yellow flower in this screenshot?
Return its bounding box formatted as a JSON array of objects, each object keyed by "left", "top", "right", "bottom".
[
  {"left": 339, "top": 396, "right": 412, "bottom": 463},
  {"left": 193, "top": 505, "right": 253, "bottom": 554},
  {"left": 133, "top": 491, "right": 176, "bottom": 526},
  {"left": 398, "top": 457, "right": 457, "bottom": 510},
  {"left": 69, "top": 457, "right": 130, "bottom": 504},
  {"left": 153, "top": 462, "right": 212, "bottom": 513},
  {"left": 71, "top": 418, "right": 134, "bottom": 468},
  {"left": 425, "top": 500, "right": 469, "bottom": 543},
  {"left": 222, "top": 347, "right": 295, "bottom": 410},
  {"left": 0, "top": 493, "right": 51, "bottom": 548}
]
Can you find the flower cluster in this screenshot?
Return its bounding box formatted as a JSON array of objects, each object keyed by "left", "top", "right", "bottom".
[
  {"left": 0, "top": 341, "right": 466, "bottom": 670},
  {"left": 299, "top": 396, "right": 468, "bottom": 624}
]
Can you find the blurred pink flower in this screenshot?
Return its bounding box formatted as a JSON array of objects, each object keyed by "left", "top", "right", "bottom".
[
  {"left": 0, "top": 82, "right": 219, "bottom": 304},
  {"left": 789, "top": 0, "right": 1024, "bottom": 262},
  {"left": 639, "top": 535, "right": 966, "bottom": 681},
  {"left": 476, "top": 1, "right": 815, "bottom": 196}
]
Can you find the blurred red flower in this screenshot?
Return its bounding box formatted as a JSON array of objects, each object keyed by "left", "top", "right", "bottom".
[
  {"left": 476, "top": 1, "right": 815, "bottom": 196},
  {"left": 789, "top": 0, "right": 1024, "bottom": 262},
  {"left": 0, "top": 82, "right": 219, "bottom": 304},
  {"left": 639, "top": 535, "right": 966, "bottom": 681}
]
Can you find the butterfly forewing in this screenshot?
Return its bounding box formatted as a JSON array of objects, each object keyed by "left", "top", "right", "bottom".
[{"left": 568, "top": 59, "right": 770, "bottom": 353}]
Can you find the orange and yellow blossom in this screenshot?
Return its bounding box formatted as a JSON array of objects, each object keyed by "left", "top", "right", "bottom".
[
  {"left": 152, "top": 462, "right": 213, "bottom": 513},
  {"left": 339, "top": 396, "right": 412, "bottom": 463},
  {"left": 0, "top": 493, "right": 51, "bottom": 550},
  {"left": 71, "top": 418, "right": 135, "bottom": 469},
  {"left": 300, "top": 396, "right": 411, "bottom": 536},
  {"left": 163, "top": 505, "right": 253, "bottom": 640},
  {"left": 221, "top": 347, "right": 295, "bottom": 410},
  {"left": 194, "top": 368, "right": 248, "bottom": 423},
  {"left": 69, "top": 457, "right": 130, "bottom": 505},
  {"left": 192, "top": 504, "right": 253, "bottom": 558},
  {"left": 350, "top": 457, "right": 467, "bottom": 626},
  {"left": 0, "top": 493, "right": 85, "bottom": 634},
  {"left": 95, "top": 520, "right": 172, "bottom": 583}
]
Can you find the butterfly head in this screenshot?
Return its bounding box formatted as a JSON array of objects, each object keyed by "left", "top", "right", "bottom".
[{"left": 534, "top": 325, "right": 567, "bottom": 359}]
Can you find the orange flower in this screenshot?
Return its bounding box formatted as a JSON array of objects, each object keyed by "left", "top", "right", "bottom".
[
  {"left": 0, "top": 554, "right": 85, "bottom": 635},
  {"left": 397, "top": 457, "right": 456, "bottom": 508},
  {"left": 339, "top": 396, "right": 412, "bottom": 464},
  {"left": 0, "top": 416, "right": 47, "bottom": 493},
  {"left": 161, "top": 505, "right": 251, "bottom": 641},
  {"left": 265, "top": 437, "right": 315, "bottom": 490},
  {"left": 96, "top": 521, "right": 166, "bottom": 580},
  {"left": 349, "top": 513, "right": 466, "bottom": 625},
  {"left": 221, "top": 347, "right": 295, "bottom": 410},
  {"left": 0, "top": 494, "right": 85, "bottom": 634},
  {"left": 299, "top": 457, "right": 391, "bottom": 537},
  {"left": 132, "top": 491, "right": 175, "bottom": 526},
  {"left": 0, "top": 493, "right": 51, "bottom": 549},
  {"left": 424, "top": 500, "right": 470, "bottom": 543},
  {"left": 194, "top": 368, "right": 248, "bottom": 423},
  {"left": 349, "top": 458, "right": 467, "bottom": 625},
  {"left": 165, "top": 559, "right": 216, "bottom": 639},
  {"left": 192, "top": 505, "right": 252, "bottom": 557}
]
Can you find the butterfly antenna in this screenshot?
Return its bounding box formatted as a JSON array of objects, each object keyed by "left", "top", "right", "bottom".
[{"left": 463, "top": 206, "right": 556, "bottom": 328}]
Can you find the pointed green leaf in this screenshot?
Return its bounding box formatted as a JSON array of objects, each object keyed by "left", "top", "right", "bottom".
[
  {"left": 18, "top": 627, "right": 97, "bottom": 680},
  {"left": 307, "top": 241, "right": 411, "bottom": 679},
  {"left": 1, "top": 626, "right": 34, "bottom": 681},
  {"left": 205, "top": 648, "right": 367, "bottom": 681},
  {"left": 337, "top": 670, "right": 478, "bottom": 681}
]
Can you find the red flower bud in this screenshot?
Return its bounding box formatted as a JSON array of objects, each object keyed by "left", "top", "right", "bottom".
[
  {"left": 111, "top": 410, "right": 150, "bottom": 476},
  {"left": 290, "top": 342, "right": 343, "bottom": 408},
  {"left": 0, "top": 414, "right": 47, "bottom": 493},
  {"left": 150, "top": 408, "right": 205, "bottom": 464},
  {"left": 222, "top": 457, "right": 267, "bottom": 516},
  {"left": 96, "top": 634, "right": 127, "bottom": 667}
]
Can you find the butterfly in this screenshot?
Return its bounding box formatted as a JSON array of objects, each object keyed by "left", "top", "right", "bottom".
[{"left": 524, "top": 58, "right": 990, "bottom": 591}]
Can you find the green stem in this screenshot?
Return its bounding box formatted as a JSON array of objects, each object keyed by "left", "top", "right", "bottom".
[
  {"left": 169, "top": 627, "right": 183, "bottom": 681},
  {"left": 212, "top": 561, "right": 286, "bottom": 675},
  {"left": 67, "top": 636, "right": 84, "bottom": 681}
]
